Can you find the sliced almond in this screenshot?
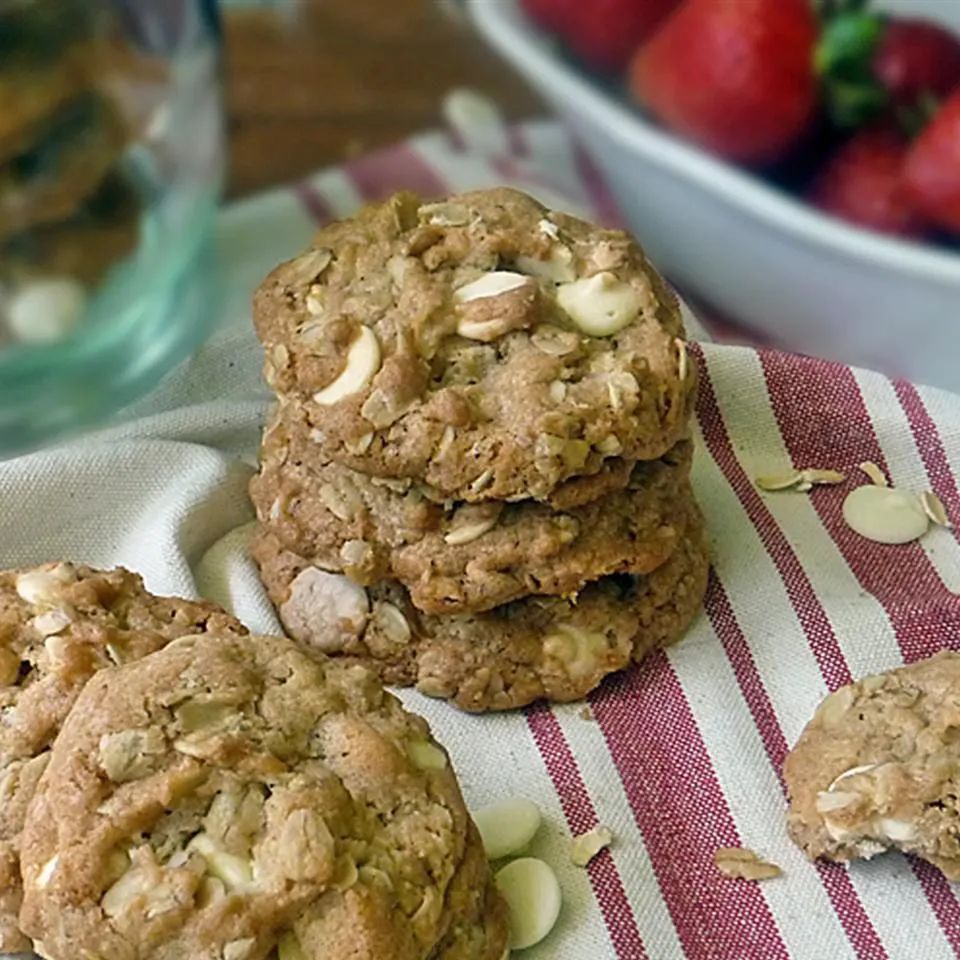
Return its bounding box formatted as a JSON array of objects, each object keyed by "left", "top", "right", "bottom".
[
  {"left": 288, "top": 248, "right": 332, "bottom": 286},
  {"left": 675, "top": 338, "right": 688, "bottom": 383},
  {"left": 495, "top": 858, "right": 562, "bottom": 951},
  {"left": 859, "top": 461, "right": 889, "bottom": 487},
  {"left": 570, "top": 825, "right": 613, "bottom": 867},
  {"left": 444, "top": 503, "right": 503, "bottom": 545},
  {"left": 756, "top": 471, "right": 803, "bottom": 492},
  {"left": 312, "top": 326, "right": 381, "bottom": 406},
  {"left": 538, "top": 218, "right": 560, "bottom": 240},
  {"left": 556, "top": 272, "right": 641, "bottom": 336},
  {"left": 714, "top": 847, "right": 782, "bottom": 881},
  {"left": 454, "top": 271, "right": 528, "bottom": 304},
  {"left": 920, "top": 491, "right": 951, "bottom": 527}
]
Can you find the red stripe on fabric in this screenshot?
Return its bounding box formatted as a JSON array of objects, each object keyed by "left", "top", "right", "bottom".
[
  {"left": 345, "top": 142, "right": 448, "bottom": 201},
  {"left": 893, "top": 380, "right": 960, "bottom": 534},
  {"left": 293, "top": 182, "right": 334, "bottom": 225},
  {"left": 508, "top": 124, "right": 529, "bottom": 157},
  {"left": 589, "top": 652, "right": 790, "bottom": 960},
  {"left": 693, "top": 345, "right": 888, "bottom": 958},
  {"left": 571, "top": 143, "right": 625, "bottom": 228},
  {"left": 525, "top": 705, "right": 649, "bottom": 960},
  {"left": 705, "top": 571, "right": 889, "bottom": 959},
  {"left": 760, "top": 351, "right": 960, "bottom": 661},
  {"left": 759, "top": 349, "right": 960, "bottom": 955},
  {"left": 691, "top": 344, "right": 853, "bottom": 692}
]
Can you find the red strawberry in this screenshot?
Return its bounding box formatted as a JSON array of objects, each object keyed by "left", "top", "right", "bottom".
[
  {"left": 873, "top": 19, "right": 960, "bottom": 109},
  {"left": 903, "top": 90, "right": 960, "bottom": 234},
  {"left": 521, "top": 0, "right": 681, "bottom": 72},
  {"left": 810, "top": 126, "right": 927, "bottom": 238},
  {"left": 628, "top": 0, "right": 819, "bottom": 164}
]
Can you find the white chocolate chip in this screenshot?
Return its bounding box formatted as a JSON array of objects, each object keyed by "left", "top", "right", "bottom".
[
  {"left": 455, "top": 271, "right": 528, "bottom": 304},
  {"left": 407, "top": 740, "right": 448, "bottom": 771},
  {"left": 556, "top": 272, "right": 641, "bottom": 336},
  {"left": 7, "top": 278, "right": 86, "bottom": 344},
  {"left": 843, "top": 485, "right": 929, "bottom": 544},
  {"left": 312, "top": 326, "right": 381, "bottom": 405},
  {"left": 280, "top": 568, "right": 369, "bottom": 652},
  {"left": 570, "top": 825, "right": 613, "bottom": 867},
  {"left": 473, "top": 797, "right": 542, "bottom": 860},
  {"left": 495, "top": 857, "right": 562, "bottom": 951}
]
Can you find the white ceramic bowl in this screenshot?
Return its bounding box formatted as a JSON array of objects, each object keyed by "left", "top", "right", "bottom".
[{"left": 470, "top": 0, "right": 960, "bottom": 392}]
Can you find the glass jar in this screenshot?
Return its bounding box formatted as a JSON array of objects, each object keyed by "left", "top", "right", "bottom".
[{"left": 0, "top": 0, "right": 225, "bottom": 454}]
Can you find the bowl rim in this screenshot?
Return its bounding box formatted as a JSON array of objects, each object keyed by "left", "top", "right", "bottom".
[{"left": 470, "top": 0, "right": 960, "bottom": 284}]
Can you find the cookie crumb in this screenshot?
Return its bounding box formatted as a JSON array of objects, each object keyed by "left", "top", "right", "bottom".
[
  {"left": 714, "top": 846, "right": 782, "bottom": 881},
  {"left": 579, "top": 706, "right": 594, "bottom": 721},
  {"left": 571, "top": 826, "right": 613, "bottom": 867}
]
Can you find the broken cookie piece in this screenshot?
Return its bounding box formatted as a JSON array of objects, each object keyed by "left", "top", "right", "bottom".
[{"left": 785, "top": 651, "right": 960, "bottom": 879}]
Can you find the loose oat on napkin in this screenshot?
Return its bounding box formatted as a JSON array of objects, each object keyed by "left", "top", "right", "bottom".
[{"left": 2, "top": 121, "right": 960, "bottom": 960}]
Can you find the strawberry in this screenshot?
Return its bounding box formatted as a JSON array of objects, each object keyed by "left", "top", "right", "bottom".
[
  {"left": 817, "top": 13, "right": 960, "bottom": 129},
  {"left": 628, "top": 0, "right": 819, "bottom": 164},
  {"left": 521, "top": 0, "right": 681, "bottom": 72},
  {"left": 873, "top": 19, "right": 960, "bottom": 110},
  {"left": 903, "top": 90, "right": 960, "bottom": 234},
  {"left": 809, "top": 126, "right": 927, "bottom": 238}
]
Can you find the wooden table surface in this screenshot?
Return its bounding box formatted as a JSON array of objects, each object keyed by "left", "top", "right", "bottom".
[{"left": 223, "top": 0, "right": 545, "bottom": 198}]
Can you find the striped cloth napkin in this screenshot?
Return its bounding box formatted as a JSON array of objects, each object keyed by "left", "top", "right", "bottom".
[{"left": 3, "top": 117, "right": 960, "bottom": 960}]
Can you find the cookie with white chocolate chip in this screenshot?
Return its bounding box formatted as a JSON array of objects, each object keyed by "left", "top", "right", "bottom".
[
  {"left": 254, "top": 187, "right": 693, "bottom": 502},
  {"left": 251, "top": 401, "right": 693, "bottom": 614},
  {"left": 0, "top": 562, "right": 246, "bottom": 954},
  {"left": 251, "top": 505, "right": 708, "bottom": 712},
  {"left": 785, "top": 652, "right": 960, "bottom": 880},
  {"left": 18, "top": 632, "right": 509, "bottom": 960}
]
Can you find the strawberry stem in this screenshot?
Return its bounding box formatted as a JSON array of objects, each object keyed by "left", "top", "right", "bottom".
[{"left": 816, "top": 11, "right": 888, "bottom": 128}]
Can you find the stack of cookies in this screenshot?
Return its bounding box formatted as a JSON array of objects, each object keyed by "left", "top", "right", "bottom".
[
  {"left": 250, "top": 187, "right": 709, "bottom": 712},
  {"left": 0, "top": 0, "right": 138, "bottom": 339}
]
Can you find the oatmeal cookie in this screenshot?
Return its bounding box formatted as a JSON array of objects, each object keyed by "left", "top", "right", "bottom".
[
  {"left": 254, "top": 187, "right": 693, "bottom": 501},
  {"left": 0, "top": 93, "right": 127, "bottom": 242},
  {"left": 252, "top": 509, "right": 708, "bottom": 712},
  {"left": 18, "top": 633, "right": 508, "bottom": 960},
  {"left": 785, "top": 652, "right": 960, "bottom": 879},
  {"left": 0, "top": 562, "right": 246, "bottom": 954},
  {"left": 251, "top": 405, "right": 693, "bottom": 614}
]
